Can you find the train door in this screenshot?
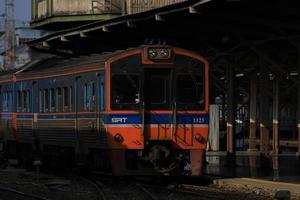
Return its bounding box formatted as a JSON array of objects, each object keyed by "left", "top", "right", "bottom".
[
  {"left": 143, "top": 68, "right": 173, "bottom": 140},
  {"left": 74, "top": 76, "right": 84, "bottom": 157},
  {"left": 75, "top": 75, "right": 98, "bottom": 156}
]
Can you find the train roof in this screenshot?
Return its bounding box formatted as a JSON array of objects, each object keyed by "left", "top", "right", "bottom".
[{"left": 0, "top": 50, "right": 127, "bottom": 83}]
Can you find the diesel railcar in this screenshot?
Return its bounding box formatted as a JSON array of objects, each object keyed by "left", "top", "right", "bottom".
[{"left": 0, "top": 45, "right": 209, "bottom": 176}]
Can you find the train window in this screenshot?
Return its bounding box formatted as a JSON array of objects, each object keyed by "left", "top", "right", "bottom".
[
  {"left": 2, "top": 91, "right": 12, "bottom": 112},
  {"left": 70, "top": 86, "right": 73, "bottom": 112},
  {"left": 100, "top": 77, "right": 104, "bottom": 111},
  {"left": 44, "top": 89, "right": 49, "bottom": 112},
  {"left": 27, "top": 91, "right": 30, "bottom": 112},
  {"left": 2, "top": 92, "right": 7, "bottom": 112},
  {"left": 22, "top": 91, "right": 28, "bottom": 112},
  {"left": 63, "top": 87, "right": 69, "bottom": 111},
  {"left": 9, "top": 92, "right": 12, "bottom": 111},
  {"left": 56, "top": 88, "right": 62, "bottom": 112},
  {"left": 0, "top": 87, "right": 1, "bottom": 112},
  {"left": 91, "top": 82, "right": 95, "bottom": 111},
  {"left": 84, "top": 83, "right": 95, "bottom": 112},
  {"left": 0, "top": 86, "right": 1, "bottom": 112},
  {"left": 50, "top": 88, "right": 55, "bottom": 112},
  {"left": 84, "top": 84, "right": 87, "bottom": 111},
  {"left": 176, "top": 74, "right": 204, "bottom": 110},
  {"left": 17, "top": 91, "right": 22, "bottom": 112},
  {"left": 39, "top": 90, "right": 44, "bottom": 112},
  {"left": 150, "top": 76, "right": 167, "bottom": 104},
  {"left": 111, "top": 74, "right": 140, "bottom": 110}
]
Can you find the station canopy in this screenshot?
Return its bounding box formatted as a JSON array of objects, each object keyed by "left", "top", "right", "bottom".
[{"left": 28, "top": 0, "right": 300, "bottom": 95}]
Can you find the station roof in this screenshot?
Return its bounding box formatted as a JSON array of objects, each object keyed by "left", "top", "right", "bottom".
[{"left": 28, "top": 0, "right": 300, "bottom": 97}]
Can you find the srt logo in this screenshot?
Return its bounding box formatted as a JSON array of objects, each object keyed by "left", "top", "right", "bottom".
[{"left": 112, "top": 117, "right": 128, "bottom": 123}]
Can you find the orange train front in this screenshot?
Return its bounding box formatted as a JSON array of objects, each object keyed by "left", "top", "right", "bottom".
[
  {"left": 0, "top": 45, "right": 209, "bottom": 176},
  {"left": 105, "top": 46, "right": 209, "bottom": 175}
]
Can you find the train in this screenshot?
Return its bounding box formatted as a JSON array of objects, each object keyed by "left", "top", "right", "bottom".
[{"left": 0, "top": 45, "right": 209, "bottom": 176}]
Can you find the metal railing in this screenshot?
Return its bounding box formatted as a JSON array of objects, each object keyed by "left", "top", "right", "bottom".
[
  {"left": 34, "top": 0, "right": 124, "bottom": 19},
  {"left": 126, "top": 0, "right": 187, "bottom": 14},
  {"left": 32, "top": 0, "right": 187, "bottom": 20}
]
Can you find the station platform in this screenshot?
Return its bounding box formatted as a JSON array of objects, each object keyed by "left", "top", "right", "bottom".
[
  {"left": 205, "top": 151, "right": 300, "bottom": 183},
  {"left": 213, "top": 178, "right": 300, "bottom": 199}
]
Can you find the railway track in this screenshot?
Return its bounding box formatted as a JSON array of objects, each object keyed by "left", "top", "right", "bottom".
[
  {"left": 87, "top": 173, "right": 221, "bottom": 200},
  {"left": 0, "top": 168, "right": 274, "bottom": 200},
  {"left": 137, "top": 182, "right": 226, "bottom": 200},
  {"left": 82, "top": 175, "right": 161, "bottom": 200},
  {"left": 85, "top": 172, "right": 273, "bottom": 200}
]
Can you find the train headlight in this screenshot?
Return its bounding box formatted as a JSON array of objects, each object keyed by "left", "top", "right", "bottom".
[
  {"left": 147, "top": 47, "right": 172, "bottom": 61},
  {"left": 114, "top": 133, "right": 124, "bottom": 143},
  {"left": 195, "top": 134, "right": 205, "bottom": 144}
]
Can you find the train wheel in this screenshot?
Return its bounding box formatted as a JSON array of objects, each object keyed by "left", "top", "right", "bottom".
[{"left": 190, "top": 149, "right": 205, "bottom": 176}]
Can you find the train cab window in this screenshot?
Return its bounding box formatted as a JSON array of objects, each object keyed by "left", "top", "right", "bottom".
[
  {"left": 56, "top": 88, "right": 62, "bottom": 112},
  {"left": 44, "top": 89, "right": 49, "bottom": 112},
  {"left": 150, "top": 76, "right": 167, "bottom": 104},
  {"left": 111, "top": 74, "right": 140, "bottom": 110},
  {"left": 176, "top": 74, "right": 204, "bottom": 110},
  {"left": 84, "top": 83, "right": 95, "bottom": 112}
]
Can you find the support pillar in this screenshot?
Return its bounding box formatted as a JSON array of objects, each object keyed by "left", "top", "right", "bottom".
[
  {"left": 249, "top": 78, "right": 257, "bottom": 151},
  {"left": 272, "top": 79, "right": 279, "bottom": 155},
  {"left": 272, "top": 154, "right": 279, "bottom": 181},
  {"left": 226, "top": 65, "right": 236, "bottom": 164},
  {"left": 209, "top": 105, "right": 220, "bottom": 151},
  {"left": 259, "top": 67, "right": 270, "bottom": 156}
]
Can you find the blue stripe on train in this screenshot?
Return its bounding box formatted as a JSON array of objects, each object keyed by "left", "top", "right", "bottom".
[
  {"left": 0, "top": 113, "right": 13, "bottom": 119},
  {"left": 104, "top": 114, "right": 209, "bottom": 125},
  {"left": 10, "top": 113, "right": 209, "bottom": 125}
]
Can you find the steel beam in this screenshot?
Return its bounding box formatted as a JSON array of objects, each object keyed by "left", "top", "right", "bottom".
[{"left": 250, "top": 46, "right": 297, "bottom": 84}]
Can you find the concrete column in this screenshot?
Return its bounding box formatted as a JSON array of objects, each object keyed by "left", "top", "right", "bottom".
[
  {"left": 226, "top": 65, "right": 236, "bottom": 155},
  {"left": 259, "top": 67, "right": 270, "bottom": 155},
  {"left": 222, "top": 94, "right": 226, "bottom": 129},
  {"left": 127, "top": 0, "right": 133, "bottom": 14},
  {"left": 272, "top": 79, "right": 279, "bottom": 155},
  {"left": 209, "top": 105, "right": 220, "bottom": 151},
  {"left": 249, "top": 154, "right": 257, "bottom": 177},
  {"left": 249, "top": 78, "right": 257, "bottom": 151},
  {"left": 272, "top": 155, "right": 279, "bottom": 181},
  {"left": 32, "top": 0, "right": 36, "bottom": 19}
]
